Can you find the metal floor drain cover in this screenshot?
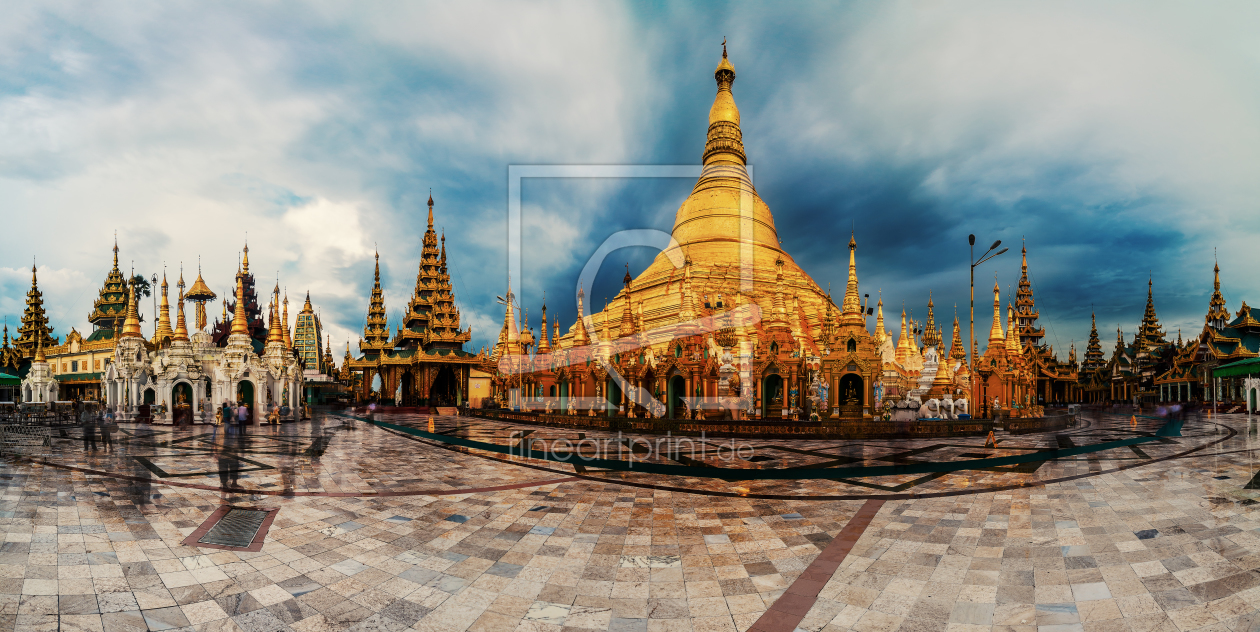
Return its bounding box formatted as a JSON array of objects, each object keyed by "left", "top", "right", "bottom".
[{"left": 198, "top": 508, "right": 269, "bottom": 548}]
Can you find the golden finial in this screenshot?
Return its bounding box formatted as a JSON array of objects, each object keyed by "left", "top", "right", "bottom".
[{"left": 242, "top": 239, "right": 249, "bottom": 273}]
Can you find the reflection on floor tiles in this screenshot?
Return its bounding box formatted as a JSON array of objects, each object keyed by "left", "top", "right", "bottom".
[{"left": 0, "top": 410, "right": 1259, "bottom": 631}]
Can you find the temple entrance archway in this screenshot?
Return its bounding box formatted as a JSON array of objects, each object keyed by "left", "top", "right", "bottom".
[
  {"left": 143, "top": 388, "right": 156, "bottom": 405},
  {"left": 668, "top": 375, "right": 686, "bottom": 419},
  {"left": 236, "top": 381, "right": 255, "bottom": 423},
  {"left": 172, "top": 383, "right": 193, "bottom": 426},
  {"left": 763, "top": 374, "right": 783, "bottom": 419},
  {"left": 401, "top": 371, "right": 416, "bottom": 406},
  {"left": 431, "top": 366, "right": 457, "bottom": 407},
  {"left": 838, "top": 374, "right": 863, "bottom": 416}
]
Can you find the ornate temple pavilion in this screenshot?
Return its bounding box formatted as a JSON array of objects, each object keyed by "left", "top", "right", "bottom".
[{"left": 346, "top": 195, "right": 482, "bottom": 407}]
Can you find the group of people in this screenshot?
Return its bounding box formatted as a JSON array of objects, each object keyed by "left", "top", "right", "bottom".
[{"left": 79, "top": 406, "right": 117, "bottom": 452}]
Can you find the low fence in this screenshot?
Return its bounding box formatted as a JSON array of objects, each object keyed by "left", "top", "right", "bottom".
[
  {"left": 1002, "top": 414, "right": 1076, "bottom": 435},
  {"left": 0, "top": 424, "right": 53, "bottom": 457},
  {"left": 468, "top": 409, "right": 995, "bottom": 439}
]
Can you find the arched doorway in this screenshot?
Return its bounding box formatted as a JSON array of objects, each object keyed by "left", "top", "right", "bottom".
[
  {"left": 236, "top": 381, "right": 255, "bottom": 423},
  {"left": 668, "top": 375, "right": 686, "bottom": 419},
  {"left": 401, "top": 370, "right": 416, "bottom": 406},
  {"left": 839, "top": 373, "right": 863, "bottom": 413},
  {"left": 763, "top": 373, "right": 784, "bottom": 419},
  {"left": 431, "top": 366, "right": 457, "bottom": 407},
  {"left": 172, "top": 383, "right": 193, "bottom": 426},
  {"left": 143, "top": 388, "right": 156, "bottom": 405}
]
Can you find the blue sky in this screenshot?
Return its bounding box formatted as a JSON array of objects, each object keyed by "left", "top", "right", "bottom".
[{"left": 2, "top": 1, "right": 1259, "bottom": 358}]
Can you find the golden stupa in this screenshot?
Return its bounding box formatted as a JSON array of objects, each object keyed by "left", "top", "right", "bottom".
[{"left": 558, "top": 44, "right": 832, "bottom": 345}]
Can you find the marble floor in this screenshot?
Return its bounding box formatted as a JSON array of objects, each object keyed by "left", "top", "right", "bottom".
[{"left": 1, "top": 410, "right": 1259, "bottom": 632}]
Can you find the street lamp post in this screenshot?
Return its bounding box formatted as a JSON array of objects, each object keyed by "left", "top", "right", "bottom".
[{"left": 968, "top": 235, "right": 1009, "bottom": 412}]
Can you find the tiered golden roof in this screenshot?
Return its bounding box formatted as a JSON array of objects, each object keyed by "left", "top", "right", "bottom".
[
  {"left": 922, "top": 296, "right": 940, "bottom": 349},
  {"left": 88, "top": 239, "right": 129, "bottom": 333},
  {"left": 1135, "top": 278, "right": 1167, "bottom": 353},
  {"left": 949, "top": 315, "right": 966, "bottom": 361},
  {"left": 361, "top": 252, "right": 391, "bottom": 352},
  {"left": 16, "top": 264, "right": 58, "bottom": 356},
  {"left": 395, "top": 196, "right": 472, "bottom": 351},
  {"left": 1207, "top": 262, "right": 1229, "bottom": 329},
  {"left": 1014, "top": 245, "right": 1045, "bottom": 348},
  {"left": 1082, "top": 312, "right": 1104, "bottom": 371}
]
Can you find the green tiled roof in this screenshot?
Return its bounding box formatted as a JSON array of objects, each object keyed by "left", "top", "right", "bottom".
[{"left": 1214, "top": 358, "right": 1260, "bottom": 378}]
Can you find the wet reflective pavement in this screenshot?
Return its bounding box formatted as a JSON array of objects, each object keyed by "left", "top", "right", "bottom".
[{"left": 1, "top": 410, "right": 1259, "bottom": 631}]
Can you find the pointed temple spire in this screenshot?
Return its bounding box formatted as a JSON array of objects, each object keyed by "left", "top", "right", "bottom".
[
  {"left": 840, "top": 233, "right": 865, "bottom": 325},
  {"left": 1207, "top": 261, "right": 1229, "bottom": 330},
  {"left": 155, "top": 270, "right": 174, "bottom": 345},
  {"left": 573, "top": 284, "right": 589, "bottom": 347},
  {"left": 1083, "top": 312, "right": 1104, "bottom": 371},
  {"left": 121, "top": 276, "right": 144, "bottom": 339},
  {"left": 361, "top": 251, "right": 391, "bottom": 351},
  {"left": 537, "top": 294, "right": 551, "bottom": 353},
  {"left": 922, "top": 294, "right": 940, "bottom": 349},
  {"left": 949, "top": 314, "right": 966, "bottom": 361},
  {"left": 619, "top": 265, "right": 636, "bottom": 338},
  {"left": 89, "top": 239, "right": 129, "bottom": 334},
  {"left": 1005, "top": 303, "right": 1019, "bottom": 354},
  {"left": 16, "top": 262, "right": 58, "bottom": 356},
  {"left": 1136, "top": 276, "right": 1166, "bottom": 353},
  {"left": 283, "top": 291, "right": 292, "bottom": 349},
  {"left": 173, "top": 269, "right": 189, "bottom": 343},
  {"left": 230, "top": 274, "right": 250, "bottom": 336},
  {"left": 1015, "top": 243, "right": 1045, "bottom": 348},
  {"left": 988, "top": 280, "right": 1005, "bottom": 349},
  {"left": 873, "top": 295, "right": 887, "bottom": 346},
  {"left": 395, "top": 194, "right": 469, "bottom": 351}
]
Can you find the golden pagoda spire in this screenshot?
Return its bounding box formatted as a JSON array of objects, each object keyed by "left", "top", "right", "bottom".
[
  {"left": 574, "top": 283, "right": 589, "bottom": 346},
  {"left": 841, "top": 233, "right": 862, "bottom": 323},
  {"left": 241, "top": 241, "right": 250, "bottom": 274},
  {"left": 988, "top": 280, "right": 1004, "bottom": 348},
  {"left": 537, "top": 293, "right": 550, "bottom": 353},
  {"left": 1005, "top": 302, "right": 1019, "bottom": 354},
  {"left": 619, "top": 265, "right": 635, "bottom": 338},
  {"left": 703, "top": 39, "right": 745, "bottom": 167},
  {"left": 283, "top": 290, "right": 292, "bottom": 349},
  {"left": 873, "top": 294, "right": 887, "bottom": 345},
  {"left": 949, "top": 314, "right": 966, "bottom": 361},
  {"left": 173, "top": 268, "right": 189, "bottom": 343},
  {"left": 303, "top": 291, "right": 313, "bottom": 313},
  {"left": 230, "top": 274, "right": 249, "bottom": 336},
  {"left": 155, "top": 269, "right": 174, "bottom": 344},
  {"left": 895, "top": 308, "right": 910, "bottom": 365},
  {"left": 1207, "top": 259, "right": 1229, "bottom": 329},
  {"left": 121, "top": 275, "right": 143, "bottom": 339},
  {"left": 267, "top": 282, "right": 283, "bottom": 346},
  {"left": 428, "top": 189, "right": 434, "bottom": 229},
  {"left": 34, "top": 335, "right": 45, "bottom": 363},
  {"left": 922, "top": 294, "right": 940, "bottom": 348}
]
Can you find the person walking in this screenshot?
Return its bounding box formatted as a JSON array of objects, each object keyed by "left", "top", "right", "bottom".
[
  {"left": 237, "top": 401, "right": 250, "bottom": 426},
  {"left": 81, "top": 407, "right": 98, "bottom": 452},
  {"left": 98, "top": 407, "right": 115, "bottom": 452}
]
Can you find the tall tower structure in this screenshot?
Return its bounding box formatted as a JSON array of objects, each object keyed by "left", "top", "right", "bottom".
[
  {"left": 1015, "top": 245, "right": 1045, "bottom": 349},
  {"left": 88, "top": 239, "right": 130, "bottom": 335},
  {"left": 1135, "top": 278, "right": 1167, "bottom": 354},
  {"left": 360, "top": 252, "right": 391, "bottom": 354},
  {"left": 393, "top": 195, "right": 471, "bottom": 352},
  {"left": 1206, "top": 262, "right": 1229, "bottom": 331},
  {"left": 15, "top": 264, "right": 58, "bottom": 357},
  {"left": 294, "top": 292, "right": 324, "bottom": 371},
  {"left": 1082, "top": 313, "right": 1104, "bottom": 372}
]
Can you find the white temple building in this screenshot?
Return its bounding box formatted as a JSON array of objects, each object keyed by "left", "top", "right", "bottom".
[{"left": 103, "top": 266, "right": 303, "bottom": 425}]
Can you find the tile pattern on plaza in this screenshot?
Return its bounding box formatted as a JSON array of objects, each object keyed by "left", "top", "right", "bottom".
[{"left": 1, "top": 411, "right": 1259, "bottom": 631}]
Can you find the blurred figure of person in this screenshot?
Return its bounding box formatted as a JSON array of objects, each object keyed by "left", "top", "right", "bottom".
[
  {"left": 81, "top": 407, "right": 98, "bottom": 452},
  {"left": 99, "top": 407, "right": 115, "bottom": 452}
]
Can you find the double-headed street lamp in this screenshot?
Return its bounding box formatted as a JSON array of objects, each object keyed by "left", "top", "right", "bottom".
[{"left": 969, "top": 235, "right": 1009, "bottom": 373}]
